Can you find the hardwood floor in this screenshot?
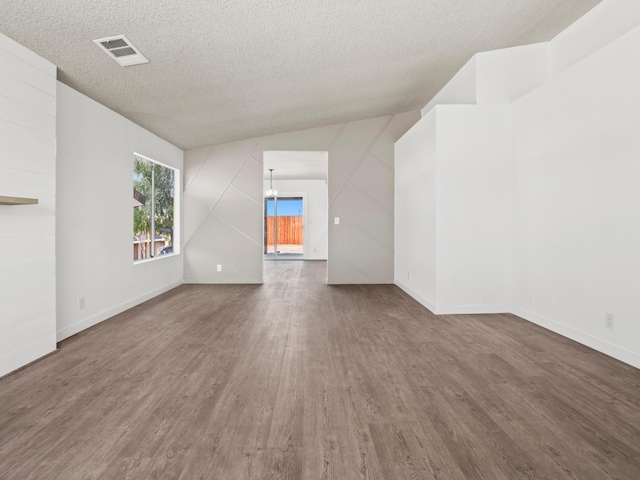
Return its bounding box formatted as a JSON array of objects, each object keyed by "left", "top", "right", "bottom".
[{"left": 1, "top": 260, "right": 640, "bottom": 479}]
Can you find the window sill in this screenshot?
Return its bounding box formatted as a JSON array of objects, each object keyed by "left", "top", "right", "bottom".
[{"left": 134, "top": 252, "right": 179, "bottom": 265}]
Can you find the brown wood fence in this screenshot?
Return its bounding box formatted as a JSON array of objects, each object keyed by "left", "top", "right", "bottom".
[{"left": 266, "top": 216, "right": 303, "bottom": 245}]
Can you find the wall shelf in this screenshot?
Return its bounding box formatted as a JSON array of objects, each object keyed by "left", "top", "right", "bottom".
[{"left": 0, "top": 195, "right": 39, "bottom": 206}]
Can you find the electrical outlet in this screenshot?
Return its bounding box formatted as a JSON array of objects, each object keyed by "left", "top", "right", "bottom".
[
  {"left": 78, "top": 297, "right": 85, "bottom": 311},
  {"left": 529, "top": 292, "right": 535, "bottom": 304},
  {"left": 407, "top": 271, "right": 411, "bottom": 281},
  {"left": 605, "top": 313, "right": 614, "bottom": 330},
  {"left": 216, "top": 264, "right": 222, "bottom": 272}
]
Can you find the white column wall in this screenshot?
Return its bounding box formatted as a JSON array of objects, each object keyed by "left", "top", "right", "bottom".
[
  {"left": 395, "top": 106, "right": 511, "bottom": 314},
  {"left": 0, "top": 32, "right": 57, "bottom": 377},
  {"left": 436, "top": 106, "right": 511, "bottom": 313},
  {"left": 394, "top": 110, "right": 437, "bottom": 310}
]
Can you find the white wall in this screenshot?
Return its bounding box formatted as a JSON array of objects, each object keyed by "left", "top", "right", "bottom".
[
  {"left": 0, "top": 32, "right": 57, "bottom": 377},
  {"left": 421, "top": 42, "right": 549, "bottom": 117},
  {"left": 550, "top": 0, "right": 640, "bottom": 76},
  {"left": 400, "top": 0, "right": 640, "bottom": 368},
  {"left": 436, "top": 106, "right": 511, "bottom": 313},
  {"left": 183, "top": 112, "right": 418, "bottom": 284},
  {"left": 475, "top": 43, "right": 549, "bottom": 105},
  {"left": 395, "top": 110, "right": 437, "bottom": 310},
  {"left": 56, "top": 83, "right": 183, "bottom": 341},
  {"left": 395, "top": 106, "right": 511, "bottom": 314},
  {"left": 512, "top": 23, "right": 640, "bottom": 368},
  {"left": 268, "top": 179, "right": 328, "bottom": 260},
  {"left": 421, "top": 57, "right": 476, "bottom": 116}
]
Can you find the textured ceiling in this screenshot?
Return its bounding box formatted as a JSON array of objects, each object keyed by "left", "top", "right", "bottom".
[{"left": 0, "top": 0, "right": 601, "bottom": 150}]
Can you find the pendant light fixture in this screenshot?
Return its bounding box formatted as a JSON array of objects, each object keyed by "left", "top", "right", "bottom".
[{"left": 266, "top": 168, "right": 277, "bottom": 197}]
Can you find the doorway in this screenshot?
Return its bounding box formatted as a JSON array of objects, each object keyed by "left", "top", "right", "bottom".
[
  {"left": 262, "top": 151, "right": 328, "bottom": 267},
  {"left": 264, "top": 196, "right": 304, "bottom": 260}
]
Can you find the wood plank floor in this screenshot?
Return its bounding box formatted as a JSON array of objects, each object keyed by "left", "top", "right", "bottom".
[{"left": 1, "top": 260, "right": 640, "bottom": 479}]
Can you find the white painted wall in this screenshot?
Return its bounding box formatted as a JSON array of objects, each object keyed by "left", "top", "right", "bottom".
[
  {"left": 183, "top": 112, "right": 419, "bottom": 285},
  {"left": 476, "top": 43, "right": 549, "bottom": 105},
  {"left": 268, "top": 179, "right": 328, "bottom": 260},
  {"left": 512, "top": 23, "right": 640, "bottom": 368},
  {"left": 550, "top": 0, "right": 640, "bottom": 76},
  {"left": 394, "top": 110, "right": 437, "bottom": 310},
  {"left": 395, "top": 106, "right": 511, "bottom": 314},
  {"left": 400, "top": 0, "right": 640, "bottom": 368},
  {"left": 436, "top": 106, "right": 511, "bottom": 313},
  {"left": 422, "top": 42, "right": 549, "bottom": 117},
  {"left": 0, "top": 32, "right": 57, "bottom": 377},
  {"left": 56, "top": 83, "right": 183, "bottom": 341},
  {"left": 421, "top": 57, "right": 476, "bottom": 116}
]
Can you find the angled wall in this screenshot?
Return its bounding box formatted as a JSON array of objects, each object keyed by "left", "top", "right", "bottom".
[
  {"left": 0, "top": 32, "right": 57, "bottom": 377},
  {"left": 398, "top": 0, "right": 640, "bottom": 368},
  {"left": 183, "top": 111, "right": 419, "bottom": 284}
]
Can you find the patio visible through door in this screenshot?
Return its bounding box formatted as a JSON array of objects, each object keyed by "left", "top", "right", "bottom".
[{"left": 264, "top": 196, "right": 304, "bottom": 259}]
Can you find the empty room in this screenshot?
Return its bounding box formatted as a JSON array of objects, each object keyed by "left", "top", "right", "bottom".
[{"left": 1, "top": 0, "right": 639, "bottom": 478}]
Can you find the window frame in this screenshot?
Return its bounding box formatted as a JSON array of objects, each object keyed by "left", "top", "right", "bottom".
[{"left": 133, "top": 152, "right": 180, "bottom": 264}]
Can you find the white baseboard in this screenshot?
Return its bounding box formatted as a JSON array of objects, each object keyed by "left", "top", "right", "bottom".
[
  {"left": 0, "top": 334, "right": 57, "bottom": 378},
  {"left": 394, "top": 282, "right": 640, "bottom": 370},
  {"left": 183, "top": 278, "right": 263, "bottom": 285},
  {"left": 512, "top": 306, "right": 640, "bottom": 370},
  {"left": 57, "top": 280, "right": 184, "bottom": 342},
  {"left": 435, "top": 305, "right": 511, "bottom": 315},
  {"left": 394, "top": 280, "right": 437, "bottom": 314}
]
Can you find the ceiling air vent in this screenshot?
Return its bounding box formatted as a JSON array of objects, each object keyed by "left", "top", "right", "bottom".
[{"left": 93, "top": 35, "right": 149, "bottom": 67}]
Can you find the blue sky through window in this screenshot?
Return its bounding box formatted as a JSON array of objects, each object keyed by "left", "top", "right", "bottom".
[{"left": 266, "top": 198, "right": 303, "bottom": 216}]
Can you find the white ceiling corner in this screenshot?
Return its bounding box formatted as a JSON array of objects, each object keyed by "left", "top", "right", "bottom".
[{"left": 0, "top": 0, "right": 602, "bottom": 150}]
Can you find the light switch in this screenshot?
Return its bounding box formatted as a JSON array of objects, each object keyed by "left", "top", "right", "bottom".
[{"left": 334, "top": 217, "right": 340, "bottom": 225}]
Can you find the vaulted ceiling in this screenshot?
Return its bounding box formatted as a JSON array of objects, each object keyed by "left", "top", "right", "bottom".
[{"left": 0, "top": 0, "right": 601, "bottom": 150}]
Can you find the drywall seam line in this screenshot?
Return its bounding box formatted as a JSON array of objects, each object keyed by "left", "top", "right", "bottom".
[
  {"left": 328, "top": 115, "right": 393, "bottom": 206},
  {"left": 327, "top": 250, "right": 373, "bottom": 282},
  {"left": 367, "top": 151, "right": 394, "bottom": 173},
  {"left": 345, "top": 179, "right": 393, "bottom": 216},
  {"left": 184, "top": 145, "right": 216, "bottom": 190},
  {"left": 328, "top": 210, "right": 393, "bottom": 255},
  {"left": 327, "top": 122, "right": 348, "bottom": 150},
  {"left": 184, "top": 138, "right": 261, "bottom": 244},
  {"left": 230, "top": 156, "right": 263, "bottom": 206},
  {"left": 189, "top": 238, "right": 248, "bottom": 280}
]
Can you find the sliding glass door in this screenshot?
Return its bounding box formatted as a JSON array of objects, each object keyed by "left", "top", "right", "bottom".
[{"left": 264, "top": 197, "right": 303, "bottom": 259}]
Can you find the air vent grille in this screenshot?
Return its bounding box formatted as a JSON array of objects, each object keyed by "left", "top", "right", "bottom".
[
  {"left": 100, "top": 39, "right": 128, "bottom": 50},
  {"left": 112, "top": 47, "right": 137, "bottom": 57},
  {"left": 93, "top": 35, "right": 149, "bottom": 67}
]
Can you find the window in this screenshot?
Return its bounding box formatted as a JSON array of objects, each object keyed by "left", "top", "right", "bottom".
[{"left": 133, "top": 154, "right": 177, "bottom": 261}]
